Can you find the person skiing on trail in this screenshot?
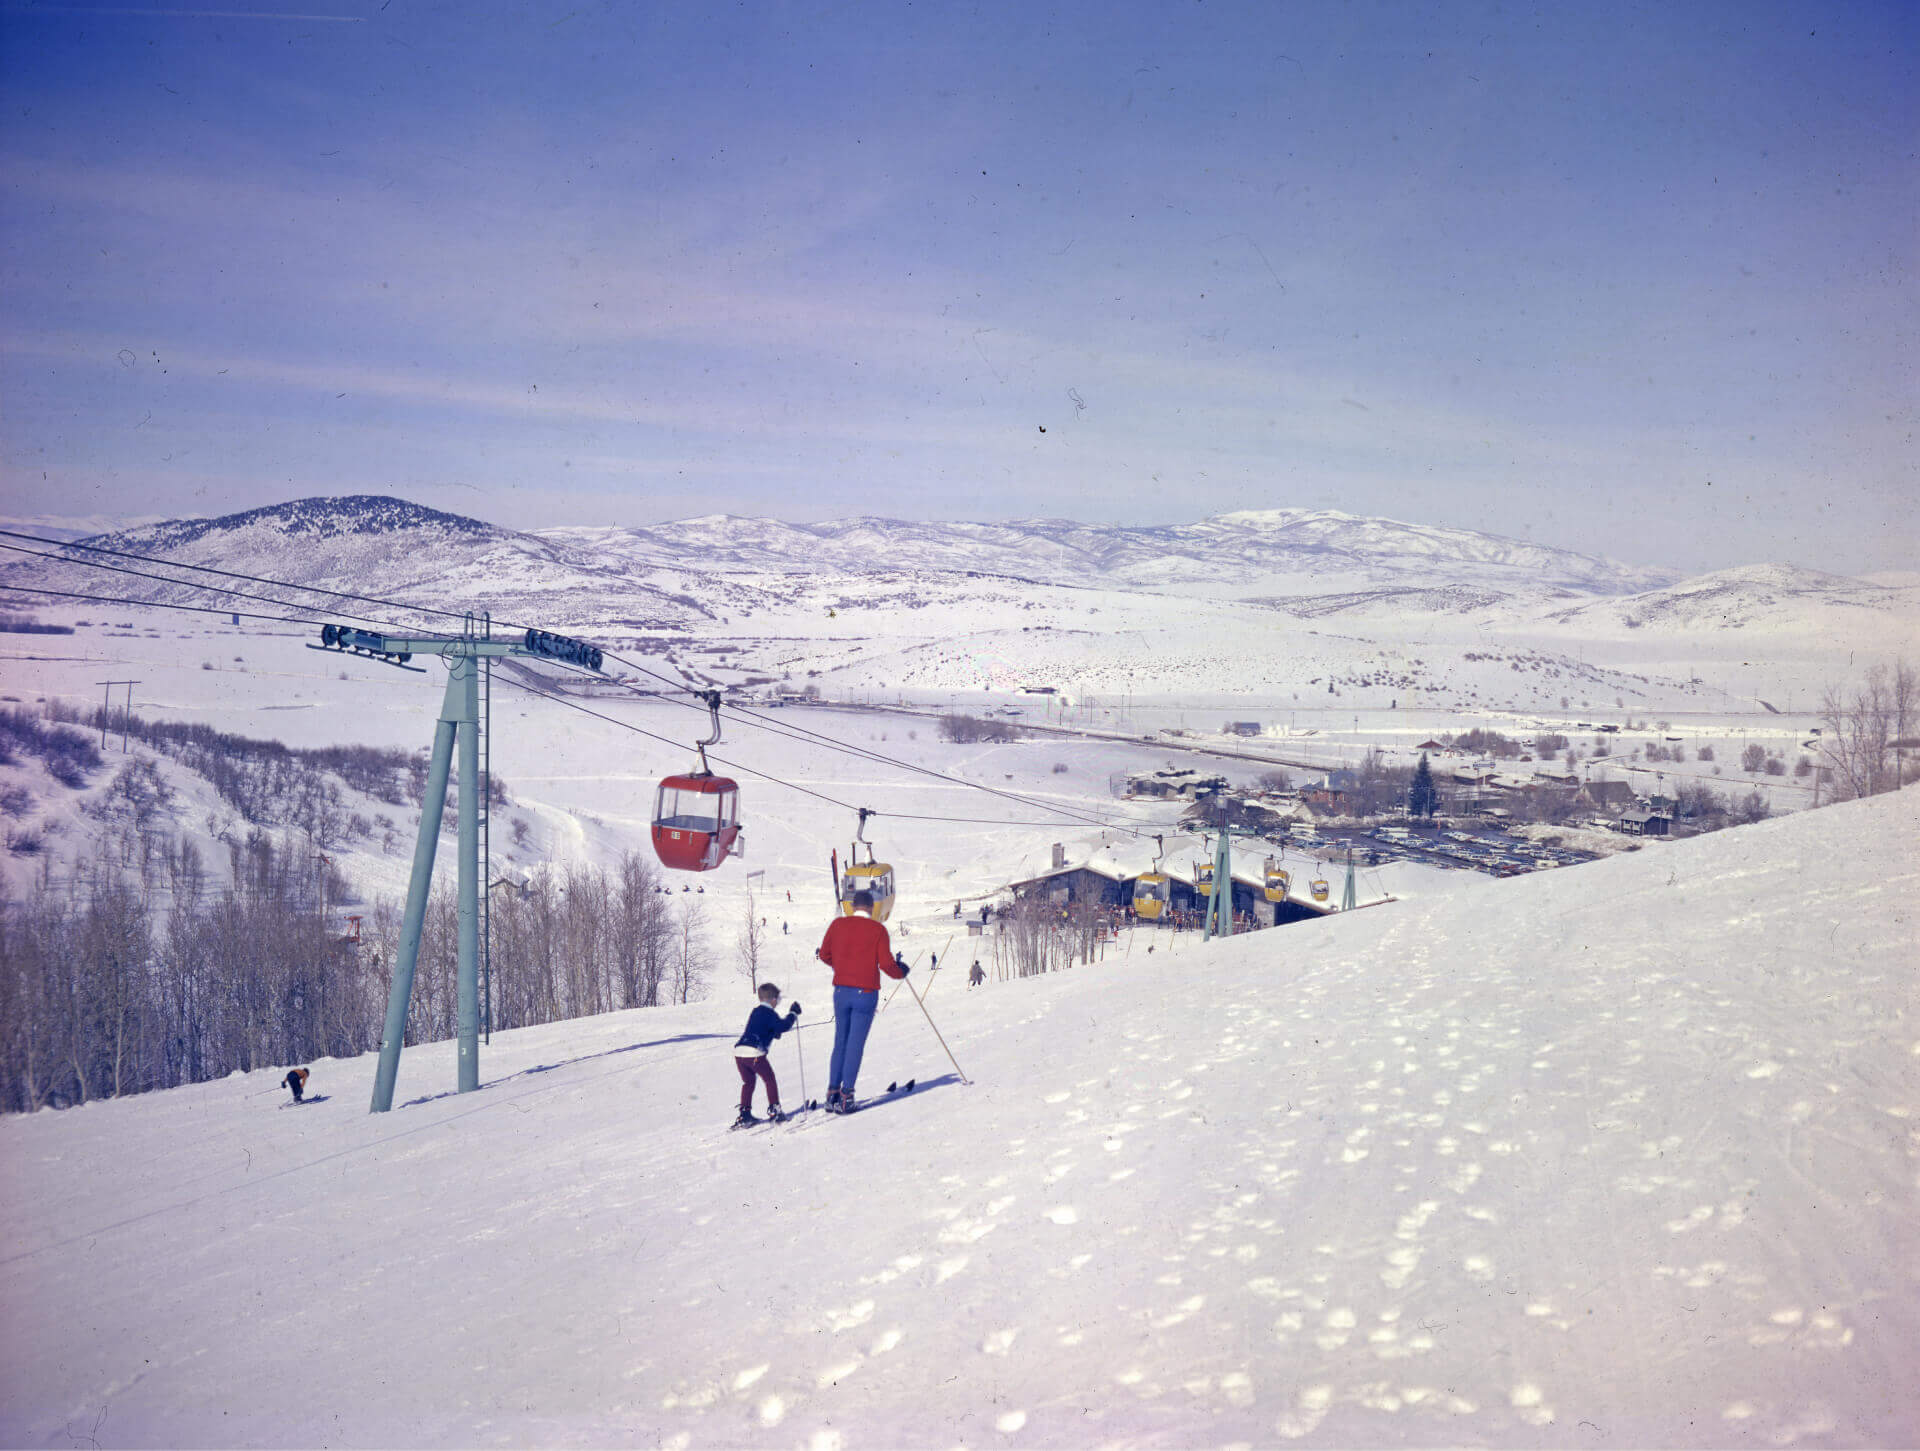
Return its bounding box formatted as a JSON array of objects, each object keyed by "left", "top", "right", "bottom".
[
  {"left": 968, "top": 961, "right": 986, "bottom": 988},
  {"left": 283, "top": 1067, "right": 309, "bottom": 1103},
  {"left": 732, "top": 983, "right": 801, "bottom": 1127},
  {"left": 816, "top": 889, "right": 906, "bottom": 1113}
]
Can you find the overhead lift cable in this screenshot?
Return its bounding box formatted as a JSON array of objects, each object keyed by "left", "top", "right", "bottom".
[
  {"left": 1, "top": 525, "right": 716, "bottom": 699},
  {"left": 0, "top": 582, "right": 332, "bottom": 630},
  {"left": 717, "top": 695, "right": 1155, "bottom": 837},
  {"left": 578, "top": 644, "right": 1155, "bottom": 837},
  {"left": 499, "top": 673, "right": 1176, "bottom": 834},
  {"left": 0, "top": 526, "right": 477, "bottom": 632},
  {"left": 3, "top": 530, "right": 1173, "bottom": 837},
  {"left": 0, "top": 540, "right": 441, "bottom": 643}
]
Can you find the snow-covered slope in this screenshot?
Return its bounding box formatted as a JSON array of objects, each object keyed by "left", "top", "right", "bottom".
[
  {"left": 2, "top": 786, "right": 1913, "bottom": 1448},
  {"left": 1544, "top": 563, "right": 1920, "bottom": 635}
]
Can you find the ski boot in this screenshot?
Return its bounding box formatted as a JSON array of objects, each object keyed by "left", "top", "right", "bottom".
[
  {"left": 732, "top": 1106, "right": 759, "bottom": 1130},
  {"left": 766, "top": 1104, "right": 787, "bottom": 1124}
]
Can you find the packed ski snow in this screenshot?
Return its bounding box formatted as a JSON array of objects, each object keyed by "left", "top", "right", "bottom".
[{"left": 1, "top": 786, "right": 1914, "bottom": 1447}]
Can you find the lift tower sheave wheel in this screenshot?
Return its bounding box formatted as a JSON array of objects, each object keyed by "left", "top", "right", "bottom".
[{"left": 316, "top": 623, "right": 606, "bottom": 1113}]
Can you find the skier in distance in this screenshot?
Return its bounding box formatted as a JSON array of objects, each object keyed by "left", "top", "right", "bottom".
[{"left": 816, "top": 889, "right": 906, "bottom": 1113}]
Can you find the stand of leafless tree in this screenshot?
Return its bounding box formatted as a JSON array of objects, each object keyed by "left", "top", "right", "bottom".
[
  {"left": 938, "top": 713, "right": 1023, "bottom": 743},
  {"left": 991, "top": 893, "right": 1110, "bottom": 978},
  {"left": 1819, "top": 659, "right": 1917, "bottom": 802},
  {"left": 1, "top": 844, "right": 701, "bottom": 1115}
]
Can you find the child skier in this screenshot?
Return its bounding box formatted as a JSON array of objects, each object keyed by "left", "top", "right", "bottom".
[
  {"left": 733, "top": 983, "right": 801, "bottom": 1127},
  {"left": 283, "top": 1067, "right": 309, "bottom": 1103}
]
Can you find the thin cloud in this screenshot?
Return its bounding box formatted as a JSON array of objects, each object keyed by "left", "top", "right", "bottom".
[{"left": 10, "top": 6, "right": 364, "bottom": 19}]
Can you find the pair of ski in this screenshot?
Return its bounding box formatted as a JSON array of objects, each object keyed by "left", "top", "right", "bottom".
[{"left": 730, "top": 1079, "right": 916, "bottom": 1132}]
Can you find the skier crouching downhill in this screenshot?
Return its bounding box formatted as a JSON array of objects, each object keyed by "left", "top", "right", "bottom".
[{"left": 733, "top": 983, "right": 801, "bottom": 1127}]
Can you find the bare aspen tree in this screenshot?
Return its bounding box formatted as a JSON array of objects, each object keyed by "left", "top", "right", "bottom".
[
  {"left": 1819, "top": 658, "right": 1913, "bottom": 801},
  {"left": 613, "top": 852, "right": 664, "bottom": 1007},
  {"left": 672, "top": 897, "right": 709, "bottom": 1004},
  {"left": 737, "top": 889, "right": 765, "bottom": 992}
]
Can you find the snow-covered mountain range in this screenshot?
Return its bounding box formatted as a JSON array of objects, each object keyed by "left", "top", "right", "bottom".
[
  {"left": 5, "top": 495, "right": 1914, "bottom": 707},
  {"left": 546, "top": 507, "right": 1680, "bottom": 599}
]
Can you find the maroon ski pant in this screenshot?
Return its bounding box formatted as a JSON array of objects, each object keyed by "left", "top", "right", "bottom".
[{"left": 736, "top": 1054, "right": 779, "bottom": 1110}]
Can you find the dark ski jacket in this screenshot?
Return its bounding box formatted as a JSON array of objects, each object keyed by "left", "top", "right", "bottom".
[{"left": 735, "top": 1003, "right": 800, "bottom": 1054}]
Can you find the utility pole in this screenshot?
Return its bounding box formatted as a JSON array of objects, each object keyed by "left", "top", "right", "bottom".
[{"left": 94, "top": 680, "right": 139, "bottom": 752}]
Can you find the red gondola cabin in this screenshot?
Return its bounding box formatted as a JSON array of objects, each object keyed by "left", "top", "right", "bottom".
[{"left": 652, "top": 774, "right": 741, "bottom": 872}]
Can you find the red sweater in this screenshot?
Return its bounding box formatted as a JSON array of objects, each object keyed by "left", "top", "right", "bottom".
[{"left": 817, "top": 913, "right": 903, "bottom": 991}]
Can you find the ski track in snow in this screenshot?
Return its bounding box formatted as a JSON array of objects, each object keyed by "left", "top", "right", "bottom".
[{"left": 1, "top": 793, "right": 1917, "bottom": 1447}]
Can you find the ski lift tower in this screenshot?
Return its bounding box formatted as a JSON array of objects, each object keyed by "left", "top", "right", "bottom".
[
  {"left": 1203, "top": 825, "right": 1260, "bottom": 941},
  {"left": 312, "top": 619, "right": 604, "bottom": 1112}
]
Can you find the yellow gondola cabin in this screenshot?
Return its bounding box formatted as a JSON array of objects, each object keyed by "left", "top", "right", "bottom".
[{"left": 1132, "top": 872, "right": 1170, "bottom": 920}]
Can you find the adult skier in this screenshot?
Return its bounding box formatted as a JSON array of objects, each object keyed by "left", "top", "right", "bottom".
[{"left": 816, "top": 889, "right": 907, "bottom": 1113}]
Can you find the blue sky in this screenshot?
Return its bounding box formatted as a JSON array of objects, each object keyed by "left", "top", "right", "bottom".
[{"left": 1, "top": 0, "right": 1913, "bottom": 574}]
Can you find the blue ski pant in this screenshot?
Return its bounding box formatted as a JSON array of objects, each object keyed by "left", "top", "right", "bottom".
[{"left": 828, "top": 984, "right": 879, "bottom": 1095}]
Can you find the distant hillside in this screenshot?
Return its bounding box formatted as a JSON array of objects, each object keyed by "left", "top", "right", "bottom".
[
  {"left": 88, "top": 495, "right": 498, "bottom": 554},
  {"left": 1544, "top": 563, "right": 1919, "bottom": 634},
  {"left": 2, "top": 494, "right": 703, "bottom": 632},
  {"left": 4, "top": 497, "right": 1909, "bottom": 698},
  {"left": 547, "top": 507, "right": 1678, "bottom": 600}
]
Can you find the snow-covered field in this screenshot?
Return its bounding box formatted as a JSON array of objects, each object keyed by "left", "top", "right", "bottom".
[
  {"left": 2, "top": 783, "right": 1914, "bottom": 1448},
  {"left": 0, "top": 599, "right": 1865, "bottom": 920}
]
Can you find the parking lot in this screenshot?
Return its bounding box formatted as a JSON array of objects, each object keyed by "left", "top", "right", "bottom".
[{"left": 1290, "top": 820, "right": 1602, "bottom": 878}]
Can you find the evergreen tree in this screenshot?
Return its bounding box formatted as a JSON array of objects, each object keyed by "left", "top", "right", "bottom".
[{"left": 1409, "top": 753, "right": 1438, "bottom": 818}]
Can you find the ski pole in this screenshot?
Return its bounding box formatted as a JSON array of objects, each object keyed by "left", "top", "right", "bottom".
[
  {"left": 881, "top": 945, "right": 933, "bottom": 1013},
  {"left": 794, "top": 1012, "right": 810, "bottom": 1108},
  {"left": 902, "top": 973, "right": 971, "bottom": 1086},
  {"left": 915, "top": 935, "right": 956, "bottom": 1006}
]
